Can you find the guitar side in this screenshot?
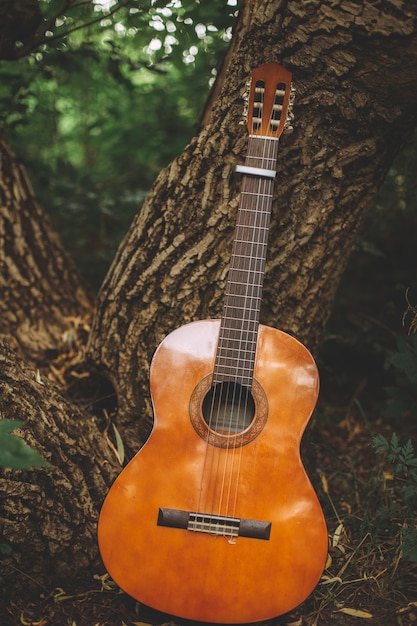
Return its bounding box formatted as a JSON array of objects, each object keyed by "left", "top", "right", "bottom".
[{"left": 98, "top": 319, "right": 328, "bottom": 624}]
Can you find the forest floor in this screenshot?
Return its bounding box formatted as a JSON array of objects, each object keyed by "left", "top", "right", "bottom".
[{"left": 2, "top": 322, "right": 417, "bottom": 626}]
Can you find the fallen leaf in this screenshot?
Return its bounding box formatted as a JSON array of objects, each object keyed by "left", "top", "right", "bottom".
[
  {"left": 337, "top": 607, "right": 373, "bottom": 618},
  {"left": 332, "top": 522, "right": 344, "bottom": 547},
  {"left": 112, "top": 423, "right": 125, "bottom": 465},
  {"left": 320, "top": 471, "right": 329, "bottom": 494},
  {"left": 325, "top": 553, "right": 332, "bottom": 569},
  {"left": 321, "top": 575, "right": 342, "bottom": 585}
]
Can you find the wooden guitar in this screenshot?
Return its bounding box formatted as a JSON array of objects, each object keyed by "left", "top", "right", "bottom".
[{"left": 98, "top": 62, "right": 328, "bottom": 624}]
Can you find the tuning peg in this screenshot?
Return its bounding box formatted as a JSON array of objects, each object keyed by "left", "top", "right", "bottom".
[
  {"left": 240, "top": 89, "right": 249, "bottom": 102},
  {"left": 239, "top": 105, "right": 249, "bottom": 125},
  {"left": 240, "top": 80, "right": 251, "bottom": 101},
  {"left": 240, "top": 82, "right": 250, "bottom": 124},
  {"left": 284, "top": 85, "right": 296, "bottom": 133},
  {"left": 284, "top": 109, "right": 295, "bottom": 133}
]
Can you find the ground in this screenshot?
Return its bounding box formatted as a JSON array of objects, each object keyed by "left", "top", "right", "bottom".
[{"left": 1, "top": 316, "right": 417, "bottom": 626}]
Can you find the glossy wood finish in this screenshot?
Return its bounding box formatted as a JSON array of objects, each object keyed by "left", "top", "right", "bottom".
[{"left": 98, "top": 319, "right": 328, "bottom": 624}]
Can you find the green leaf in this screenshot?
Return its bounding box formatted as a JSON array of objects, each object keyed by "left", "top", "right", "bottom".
[
  {"left": 112, "top": 423, "right": 125, "bottom": 465},
  {"left": 372, "top": 433, "right": 389, "bottom": 453},
  {"left": 0, "top": 421, "right": 51, "bottom": 470},
  {"left": 0, "top": 420, "right": 23, "bottom": 434}
]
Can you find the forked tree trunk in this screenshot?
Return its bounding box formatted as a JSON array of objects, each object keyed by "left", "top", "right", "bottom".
[
  {"left": 1, "top": 0, "right": 417, "bottom": 608},
  {"left": 88, "top": 0, "right": 417, "bottom": 450},
  {"left": 0, "top": 137, "right": 92, "bottom": 362}
]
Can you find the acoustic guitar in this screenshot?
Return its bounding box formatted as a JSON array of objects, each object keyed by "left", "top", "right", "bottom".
[{"left": 98, "top": 61, "right": 328, "bottom": 624}]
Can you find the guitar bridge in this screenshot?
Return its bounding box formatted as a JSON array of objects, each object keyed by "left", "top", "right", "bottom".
[{"left": 157, "top": 508, "right": 271, "bottom": 540}]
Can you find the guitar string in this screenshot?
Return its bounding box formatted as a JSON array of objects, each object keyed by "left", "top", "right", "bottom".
[
  {"left": 222, "top": 146, "right": 264, "bottom": 520},
  {"left": 217, "top": 133, "right": 277, "bottom": 527},
  {"left": 218, "top": 167, "right": 259, "bottom": 523},
  {"left": 224, "top": 170, "right": 260, "bottom": 525},
  {"left": 227, "top": 135, "right": 277, "bottom": 523},
  {"left": 213, "top": 143, "right": 262, "bottom": 526},
  {"left": 199, "top": 146, "right": 277, "bottom": 527},
  {"left": 197, "top": 138, "right": 265, "bottom": 524},
  {"left": 203, "top": 135, "right": 278, "bottom": 533},
  {"left": 196, "top": 85, "right": 282, "bottom": 535}
]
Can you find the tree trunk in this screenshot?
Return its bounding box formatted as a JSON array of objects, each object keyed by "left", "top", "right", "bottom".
[
  {"left": 0, "top": 137, "right": 92, "bottom": 363},
  {"left": 0, "top": 343, "right": 120, "bottom": 600},
  {"left": 88, "top": 0, "right": 417, "bottom": 450}
]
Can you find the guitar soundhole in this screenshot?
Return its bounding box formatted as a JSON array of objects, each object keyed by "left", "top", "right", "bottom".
[
  {"left": 189, "top": 375, "right": 268, "bottom": 448},
  {"left": 202, "top": 382, "right": 255, "bottom": 434}
]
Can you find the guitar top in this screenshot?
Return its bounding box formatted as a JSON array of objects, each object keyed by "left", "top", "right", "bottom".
[{"left": 98, "top": 61, "right": 328, "bottom": 624}]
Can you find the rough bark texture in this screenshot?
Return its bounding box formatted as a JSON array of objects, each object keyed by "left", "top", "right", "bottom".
[
  {"left": 0, "top": 343, "right": 120, "bottom": 600},
  {"left": 0, "top": 138, "right": 92, "bottom": 362},
  {"left": 88, "top": 0, "right": 417, "bottom": 450}
]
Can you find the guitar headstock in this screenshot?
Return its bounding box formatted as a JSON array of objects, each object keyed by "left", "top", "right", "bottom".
[{"left": 244, "top": 62, "right": 295, "bottom": 138}]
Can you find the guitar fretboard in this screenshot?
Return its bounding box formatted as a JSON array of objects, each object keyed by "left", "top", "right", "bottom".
[{"left": 213, "top": 136, "right": 279, "bottom": 388}]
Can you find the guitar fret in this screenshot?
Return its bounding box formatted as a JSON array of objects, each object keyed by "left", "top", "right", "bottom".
[
  {"left": 225, "top": 297, "right": 262, "bottom": 305},
  {"left": 230, "top": 266, "right": 264, "bottom": 275},
  {"left": 219, "top": 326, "right": 258, "bottom": 335},
  {"left": 238, "top": 207, "right": 271, "bottom": 215},
  {"left": 212, "top": 373, "right": 253, "bottom": 386},
  {"left": 234, "top": 235, "right": 269, "bottom": 241},
  {"left": 219, "top": 337, "right": 258, "bottom": 351},
  {"left": 217, "top": 351, "right": 256, "bottom": 360},
  {"left": 219, "top": 330, "right": 258, "bottom": 338},
  {"left": 241, "top": 191, "right": 273, "bottom": 197},
  {"left": 226, "top": 280, "right": 263, "bottom": 288},
  {"left": 214, "top": 365, "right": 255, "bottom": 375},
  {"left": 231, "top": 253, "right": 266, "bottom": 260},
  {"left": 223, "top": 311, "right": 258, "bottom": 330},
  {"left": 225, "top": 300, "right": 261, "bottom": 308},
  {"left": 216, "top": 361, "right": 255, "bottom": 370},
  {"left": 223, "top": 306, "right": 260, "bottom": 315},
  {"left": 226, "top": 288, "right": 263, "bottom": 297}
]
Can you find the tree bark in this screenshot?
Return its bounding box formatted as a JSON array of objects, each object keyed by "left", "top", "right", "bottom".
[
  {"left": 88, "top": 0, "right": 417, "bottom": 450},
  {"left": 0, "top": 137, "right": 92, "bottom": 363},
  {"left": 0, "top": 343, "right": 120, "bottom": 600}
]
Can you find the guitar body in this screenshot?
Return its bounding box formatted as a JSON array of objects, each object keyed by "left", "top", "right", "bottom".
[{"left": 98, "top": 319, "right": 328, "bottom": 623}]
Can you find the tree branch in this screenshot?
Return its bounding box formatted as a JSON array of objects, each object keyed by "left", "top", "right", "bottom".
[{"left": 16, "top": 0, "right": 137, "bottom": 59}]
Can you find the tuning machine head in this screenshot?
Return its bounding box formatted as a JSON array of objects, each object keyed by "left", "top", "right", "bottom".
[
  {"left": 284, "top": 84, "right": 296, "bottom": 133},
  {"left": 239, "top": 80, "right": 251, "bottom": 125}
]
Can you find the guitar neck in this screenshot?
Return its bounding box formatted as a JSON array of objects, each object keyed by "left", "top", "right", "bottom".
[{"left": 213, "top": 136, "right": 280, "bottom": 387}]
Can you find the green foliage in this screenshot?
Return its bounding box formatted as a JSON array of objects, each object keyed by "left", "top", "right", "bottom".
[
  {"left": 0, "top": 1, "right": 238, "bottom": 287},
  {"left": 0, "top": 420, "right": 50, "bottom": 470},
  {"left": 384, "top": 335, "right": 417, "bottom": 420},
  {"left": 371, "top": 433, "right": 417, "bottom": 563},
  {"left": 0, "top": 421, "right": 50, "bottom": 559},
  {"left": 373, "top": 433, "right": 417, "bottom": 479}
]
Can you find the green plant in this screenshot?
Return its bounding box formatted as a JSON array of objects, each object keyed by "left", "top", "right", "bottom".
[
  {"left": 372, "top": 432, "right": 417, "bottom": 563},
  {"left": 0, "top": 420, "right": 50, "bottom": 470},
  {"left": 384, "top": 334, "right": 417, "bottom": 421},
  {"left": 0, "top": 420, "right": 50, "bottom": 555}
]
